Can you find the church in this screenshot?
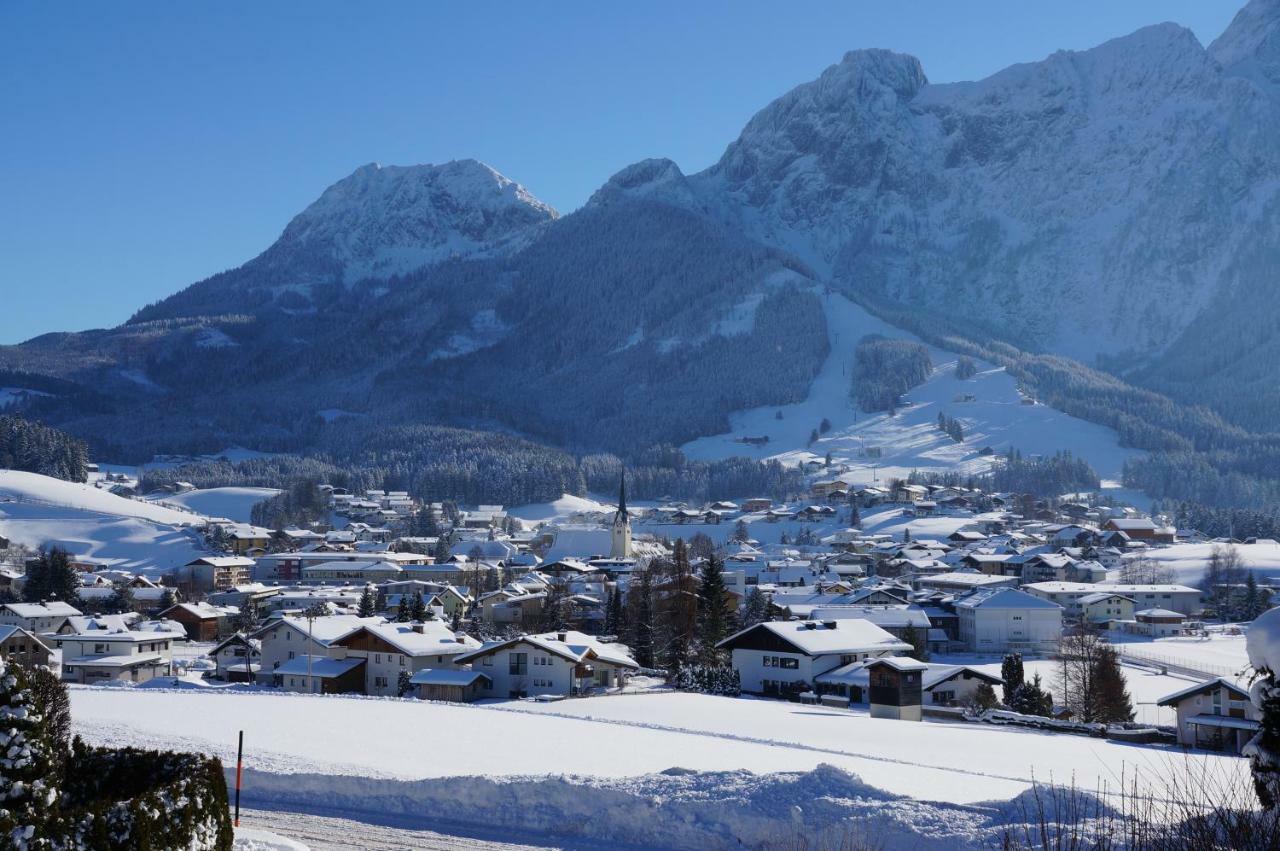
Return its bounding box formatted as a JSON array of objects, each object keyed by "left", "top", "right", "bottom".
[{"left": 610, "top": 475, "right": 632, "bottom": 559}]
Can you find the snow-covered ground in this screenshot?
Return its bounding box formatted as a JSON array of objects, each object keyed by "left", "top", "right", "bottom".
[
  {"left": 681, "top": 292, "right": 1141, "bottom": 483},
  {"left": 70, "top": 686, "right": 1243, "bottom": 807},
  {"left": 233, "top": 827, "right": 309, "bottom": 851},
  {"left": 1107, "top": 630, "right": 1252, "bottom": 680},
  {"left": 70, "top": 685, "right": 1253, "bottom": 849},
  {"left": 146, "top": 486, "right": 281, "bottom": 523},
  {"left": 1131, "top": 540, "right": 1280, "bottom": 585},
  {"left": 0, "top": 470, "right": 211, "bottom": 574}
]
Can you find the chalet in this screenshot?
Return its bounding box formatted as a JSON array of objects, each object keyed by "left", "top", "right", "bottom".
[
  {"left": 454, "top": 630, "right": 638, "bottom": 699},
  {"left": 225, "top": 524, "right": 273, "bottom": 555},
  {"left": 1157, "top": 678, "right": 1259, "bottom": 754},
  {"left": 209, "top": 633, "right": 261, "bottom": 682},
  {"left": 742, "top": 498, "right": 772, "bottom": 513},
  {"left": 892, "top": 484, "right": 929, "bottom": 504},
  {"left": 252, "top": 614, "right": 381, "bottom": 676},
  {"left": 409, "top": 668, "right": 492, "bottom": 703},
  {"left": 916, "top": 572, "right": 1019, "bottom": 595},
  {"left": 717, "top": 619, "right": 910, "bottom": 697},
  {"left": 921, "top": 664, "right": 1003, "bottom": 707},
  {"left": 1101, "top": 518, "right": 1161, "bottom": 542},
  {"left": 157, "top": 602, "right": 237, "bottom": 641},
  {"left": 54, "top": 628, "right": 174, "bottom": 684},
  {"left": 0, "top": 601, "right": 82, "bottom": 633},
  {"left": 274, "top": 655, "right": 366, "bottom": 695},
  {"left": 1132, "top": 607, "right": 1187, "bottom": 637},
  {"left": 0, "top": 625, "right": 55, "bottom": 671},
  {"left": 326, "top": 620, "right": 480, "bottom": 696}
]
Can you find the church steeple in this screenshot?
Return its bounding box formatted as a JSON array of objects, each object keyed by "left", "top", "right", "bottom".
[{"left": 610, "top": 472, "right": 632, "bottom": 558}]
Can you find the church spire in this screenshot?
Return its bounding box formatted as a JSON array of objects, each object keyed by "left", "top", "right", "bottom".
[{"left": 617, "top": 472, "right": 627, "bottom": 517}]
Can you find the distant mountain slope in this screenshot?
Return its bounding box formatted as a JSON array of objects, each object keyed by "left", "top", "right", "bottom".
[
  {"left": 5, "top": 0, "right": 1280, "bottom": 458},
  {"left": 130, "top": 159, "right": 558, "bottom": 323}
]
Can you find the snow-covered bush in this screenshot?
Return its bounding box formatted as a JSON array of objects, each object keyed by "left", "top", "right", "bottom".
[
  {"left": 1246, "top": 606, "right": 1280, "bottom": 808},
  {"left": 0, "top": 661, "right": 233, "bottom": 850},
  {"left": 0, "top": 660, "right": 59, "bottom": 850}
]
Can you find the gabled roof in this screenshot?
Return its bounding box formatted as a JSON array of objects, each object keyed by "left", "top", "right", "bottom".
[
  {"left": 408, "top": 668, "right": 491, "bottom": 687},
  {"left": 274, "top": 655, "right": 365, "bottom": 678},
  {"left": 717, "top": 619, "right": 911, "bottom": 656},
  {"left": 455, "top": 630, "right": 638, "bottom": 669},
  {"left": 331, "top": 621, "right": 479, "bottom": 657},
  {"left": 1157, "top": 677, "right": 1249, "bottom": 706},
  {"left": 867, "top": 656, "right": 928, "bottom": 672},
  {"left": 955, "top": 588, "right": 1062, "bottom": 611}
]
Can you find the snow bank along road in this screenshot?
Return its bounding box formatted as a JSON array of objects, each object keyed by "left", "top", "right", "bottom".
[
  {"left": 70, "top": 687, "right": 1249, "bottom": 849},
  {"left": 236, "top": 809, "right": 559, "bottom": 851}
]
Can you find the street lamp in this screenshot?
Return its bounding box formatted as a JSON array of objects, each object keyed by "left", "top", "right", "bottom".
[{"left": 303, "top": 602, "right": 327, "bottom": 695}]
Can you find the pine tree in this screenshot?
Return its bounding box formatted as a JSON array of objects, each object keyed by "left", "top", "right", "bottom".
[
  {"left": 849, "top": 503, "right": 861, "bottom": 528},
  {"left": 742, "top": 587, "right": 769, "bottom": 628},
  {"left": 1010, "top": 673, "right": 1054, "bottom": 717},
  {"left": 409, "top": 590, "right": 428, "bottom": 621},
  {"left": 629, "top": 565, "right": 656, "bottom": 668},
  {"left": 969, "top": 681, "right": 1000, "bottom": 712},
  {"left": 903, "top": 624, "right": 930, "bottom": 661},
  {"left": 397, "top": 669, "right": 413, "bottom": 697},
  {"left": 1001, "top": 652, "right": 1025, "bottom": 706},
  {"left": 358, "top": 585, "right": 376, "bottom": 618},
  {"left": 160, "top": 586, "right": 177, "bottom": 611},
  {"left": 696, "top": 554, "right": 731, "bottom": 666},
  {"left": 604, "top": 587, "right": 623, "bottom": 636},
  {"left": 20, "top": 552, "right": 49, "bottom": 603},
  {"left": 1089, "top": 646, "right": 1134, "bottom": 723},
  {"left": 450, "top": 607, "right": 463, "bottom": 633},
  {"left": 44, "top": 548, "right": 78, "bottom": 603},
  {"left": 731, "top": 519, "right": 750, "bottom": 543}
]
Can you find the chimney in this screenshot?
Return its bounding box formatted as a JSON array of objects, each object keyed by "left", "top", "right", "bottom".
[
  {"left": 412, "top": 622, "right": 425, "bottom": 634},
  {"left": 822, "top": 621, "right": 837, "bottom": 630},
  {"left": 557, "top": 631, "right": 567, "bottom": 642}
]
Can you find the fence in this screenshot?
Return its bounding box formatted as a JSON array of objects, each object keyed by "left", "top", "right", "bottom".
[{"left": 1111, "top": 645, "right": 1247, "bottom": 681}]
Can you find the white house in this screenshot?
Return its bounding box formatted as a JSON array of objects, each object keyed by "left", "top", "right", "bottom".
[
  {"left": 0, "top": 601, "right": 82, "bottom": 633},
  {"left": 955, "top": 588, "right": 1063, "bottom": 653},
  {"left": 717, "top": 619, "right": 911, "bottom": 696},
  {"left": 53, "top": 628, "right": 174, "bottom": 684},
  {"left": 326, "top": 620, "right": 481, "bottom": 697},
  {"left": 252, "top": 614, "right": 381, "bottom": 676},
  {"left": 1157, "top": 678, "right": 1259, "bottom": 753},
  {"left": 453, "top": 630, "right": 638, "bottom": 700}
]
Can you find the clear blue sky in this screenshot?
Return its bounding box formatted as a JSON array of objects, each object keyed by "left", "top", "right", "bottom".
[{"left": 0, "top": 0, "right": 1244, "bottom": 344}]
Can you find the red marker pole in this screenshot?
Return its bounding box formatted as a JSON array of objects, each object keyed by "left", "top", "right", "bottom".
[{"left": 234, "top": 730, "right": 244, "bottom": 828}]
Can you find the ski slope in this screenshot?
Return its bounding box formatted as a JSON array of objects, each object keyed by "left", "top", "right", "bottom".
[
  {"left": 0, "top": 470, "right": 211, "bottom": 574},
  {"left": 146, "top": 487, "right": 281, "bottom": 523},
  {"left": 681, "top": 292, "right": 1140, "bottom": 483}
]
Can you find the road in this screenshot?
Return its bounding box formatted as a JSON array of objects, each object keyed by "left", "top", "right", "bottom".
[{"left": 236, "top": 808, "right": 565, "bottom": 851}]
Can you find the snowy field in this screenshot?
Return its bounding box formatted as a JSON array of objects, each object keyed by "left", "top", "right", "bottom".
[
  {"left": 1107, "top": 630, "right": 1252, "bottom": 680},
  {"left": 1133, "top": 540, "right": 1280, "bottom": 585},
  {"left": 681, "top": 292, "right": 1140, "bottom": 483},
  {"left": 145, "top": 486, "right": 281, "bottom": 523},
  {"left": 70, "top": 686, "right": 1244, "bottom": 807},
  {"left": 0, "top": 470, "right": 212, "bottom": 574}
]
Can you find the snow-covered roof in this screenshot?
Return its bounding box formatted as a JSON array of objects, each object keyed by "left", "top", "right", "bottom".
[
  {"left": 333, "top": 621, "right": 478, "bottom": 657},
  {"left": 274, "top": 655, "right": 365, "bottom": 678},
  {"left": 868, "top": 656, "right": 928, "bottom": 672},
  {"left": 456, "top": 630, "right": 638, "bottom": 669},
  {"left": 1135, "top": 608, "right": 1185, "bottom": 619},
  {"left": 920, "top": 664, "right": 1001, "bottom": 690},
  {"left": 719, "top": 619, "right": 911, "bottom": 656},
  {"left": 1156, "top": 677, "right": 1249, "bottom": 706},
  {"left": 3, "top": 601, "right": 83, "bottom": 618},
  {"left": 954, "top": 588, "right": 1062, "bottom": 610},
  {"left": 408, "top": 668, "right": 491, "bottom": 687}
]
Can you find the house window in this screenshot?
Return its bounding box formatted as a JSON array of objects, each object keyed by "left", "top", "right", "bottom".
[
  {"left": 481, "top": 656, "right": 492, "bottom": 667},
  {"left": 779, "top": 658, "right": 799, "bottom": 670},
  {"left": 375, "top": 654, "right": 381, "bottom": 664},
  {"left": 288, "top": 651, "right": 295, "bottom": 660},
  {"left": 932, "top": 691, "right": 955, "bottom": 704},
  {"left": 510, "top": 652, "right": 528, "bottom": 675},
  {"left": 763, "top": 656, "right": 774, "bottom": 667},
  {"left": 374, "top": 676, "right": 388, "bottom": 689},
  {"left": 400, "top": 656, "right": 406, "bottom": 666}
]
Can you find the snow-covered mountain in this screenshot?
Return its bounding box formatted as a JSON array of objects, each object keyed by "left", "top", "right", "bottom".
[
  {"left": 7, "top": 0, "right": 1280, "bottom": 455},
  {"left": 628, "top": 11, "right": 1279, "bottom": 372},
  {"left": 131, "top": 159, "right": 557, "bottom": 322}
]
